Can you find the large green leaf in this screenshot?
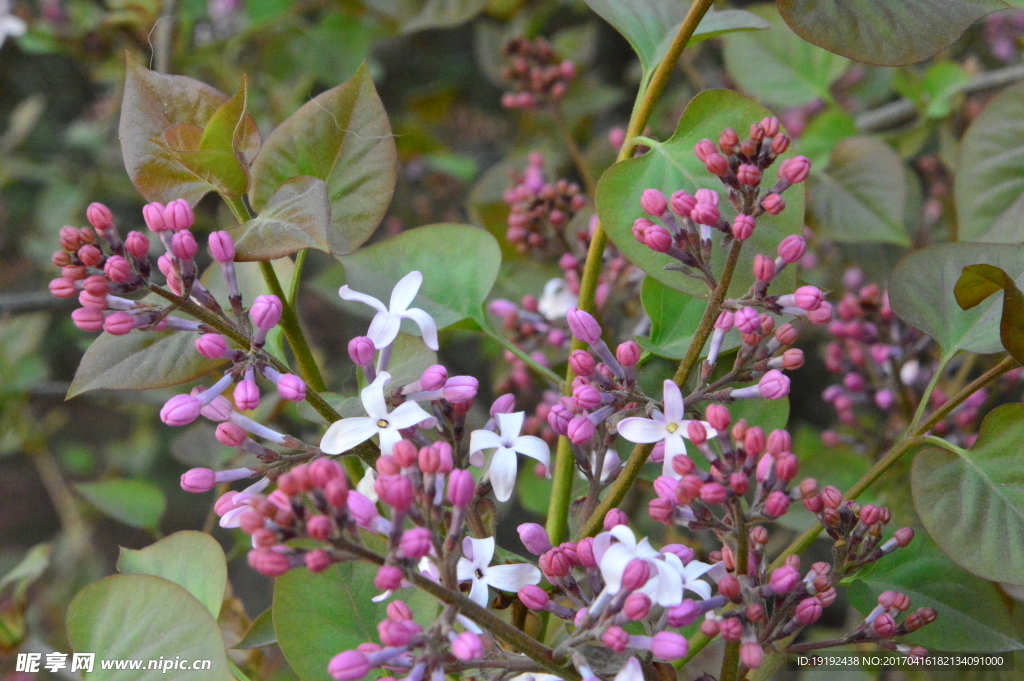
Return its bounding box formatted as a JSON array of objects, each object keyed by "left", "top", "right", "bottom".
[
  {"left": 117, "top": 531, "right": 227, "bottom": 618},
  {"left": 585, "top": 0, "right": 768, "bottom": 82},
  {"left": 231, "top": 176, "right": 332, "bottom": 261},
  {"left": 888, "top": 243, "right": 1024, "bottom": 355},
  {"left": 76, "top": 480, "right": 165, "bottom": 532},
  {"left": 807, "top": 137, "right": 910, "bottom": 246},
  {"left": 912, "top": 404, "right": 1024, "bottom": 586},
  {"left": 777, "top": 0, "right": 1005, "bottom": 67},
  {"left": 848, "top": 537, "right": 1024, "bottom": 652},
  {"left": 638, "top": 277, "right": 708, "bottom": 359},
  {"left": 250, "top": 64, "right": 395, "bottom": 256},
  {"left": 67, "top": 575, "right": 235, "bottom": 681},
  {"left": 954, "top": 263, "right": 1024, "bottom": 363},
  {"left": 595, "top": 89, "right": 804, "bottom": 299},
  {"left": 68, "top": 330, "right": 228, "bottom": 398},
  {"left": 721, "top": 4, "right": 849, "bottom": 109},
  {"left": 338, "top": 223, "right": 502, "bottom": 329},
  {"left": 956, "top": 81, "right": 1024, "bottom": 243}
]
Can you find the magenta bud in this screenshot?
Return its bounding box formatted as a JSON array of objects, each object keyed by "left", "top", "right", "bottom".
[
  {"left": 547, "top": 404, "right": 572, "bottom": 435},
  {"left": 86, "top": 202, "right": 114, "bottom": 231},
  {"left": 694, "top": 139, "right": 716, "bottom": 162},
  {"left": 573, "top": 384, "right": 602, "bottom": 411},
  {"left": 603, "top": 508, "right": 628, "bottom": 530},
  {"left": 727, "top": 214, "right": 754, "bottom": 242},
  {"left": 305, "top": 549, "right": 331, "bottom": 573},
  {"left": 705, "top": 404, "right": 731, "bottom": 431},
  {"left": 104, "top": 255, "right": 132, "bottom": 283},
  {"left": 670, "top": 190, "right": 697, "bottom": 217},
  {"left": 451, "top": 632, "right": 483, "bottom": 661},
  {"left": 375, "top": 474, "right": 414, "bottom": 513},
  {"left": 125, "top": 231, "right": 150, "bottom": 259},
  {"left": 278, "top": 374, "right": 306, "bottom": 402},
  {"left": 602, "top": 626, "right": 629, "bottom": 653},
  {"left": 103, "top": 311, "right": 135, "bottom": 336},
  {"left": 769, "top": 565, "right": 800, "bottom": 594},
  {"left": 759, "top": 370, "right": 790, "bottom": 399},
  {"left": 651, "top": 631, "right": 689, "bottom": 661},
  {"left": 443, "top": 376, "right": 478, "bottom": 403},
  {"left": 490, "top": 393, "right": 516, "bottom": 417},
  {"left": 616, "top": 340, "right": 641, "bottom": 368},
  {"left": 704, "top": 153, "right": 729, "bottom": 176},
  {"left": 623, "top": 592, "right": 651, "bottom": 621},
  {"left": 180, "top": 467, "right": 216, "bottom": 493},
  {"left": 691, "top": 202, "right": 720, "bottom": 226},
  {"left": 518, "top": 523, "right": 553, "bottom": 555},
  {"left": 700, "top": 482, "right": 728, "bottom": 505},
  {"left": 754, "top": 254, "right": 775, "bottom": 282},
  {"left": 642, "top": 223, "right": 673, "bottom": 252},
  {"left": 621, "top": 559, "right": 651, "bottom": 592},
  {"left": 641, "top": 188, "right": 668, "bottom": 217},
  {"left": 740, "top": 642, "right": 764, "bottom": 670},
  {"left": 142, "top": 202, "right": 168, "bottom": 232},
  {"left": 162, "top": 199, "right": 193, "bottom": 231},
  {"left": 777, "top": 235, "right": 807, "bottom": 264},
  {"left": 419, "top": 364, "right": 448, "bottom": 391},
  {"left": 764, "top": 490, "right": 791, "bottom": 518},
  {"left": 566, "top": 415, "right": 595, "bottom": 445},
  {"left": 667, "top": 599, "right": 701, "bottom": 627},
  {"left": 49, "top": 278, "right": 78, "bottom": 298},
  {"left": 895, "top": 527, "right": 914, "bottom": 547},
  {"left": 328, "top": 651, "right": 370, "bottom": 681},
  {"left": 779, "top": 156, "right": 811, "bottom": 185},
  {"left": 161, "top": 394, "right": 203, "bottom": 426},
  {"left": 767, "top": 429, "right": 792, "bottom": 454},
  {"left": 234, "top": 380, "right": 260, "bottom": 411},
  {"left": 399, "top": 528, "right": 432, "bottom": 559},
  {"left": 216, "top": 422, "right": 247, "bottom": 447},
  {"left": 171, "top": 230, "right": 198, "bottom": 260},
  {"left": 737, "top": 164, "right": 762, "bottom": 186},
  {"left": 309, "top": 458, "right": 344, "bottom": 488},
  {"left": 566, "top": 307, "right": 602, "bottom": 343},
  {"left": 539, "top": 547, "right": 572, "bottom": 578},
  {"left": 348, "top": 336, "right": 375, "bottom": 366},
  {"left": 195, "top": 333, "right": 228, "bottom": 359},
  {"left": 795, "top": 597, "right": 823, "bottom": 625},
  {"left": 208, "top": 231, "right": 235, "bottom": 263},
  {"left": 761, "top": 193, "right": 785, "bottom": 215},
  {"left": 250, "top": 294, "right": 283, "bottom": 331},
  {"left": 775, "top": 452, "right": 798, "bottom": 481},
  {"left": 518, "top": 584, "right": 549, "bottom": 610},
  {"left": 687, "top": 421, "right": 708, "bottom": 445},
  {"left": 248, "top": 548, "right": 293, "bottom": 578},
  {"left": 794, "top": 285, "right": 824, "bottom": 311},
  {"left": 569, "top": 350, "right": 596, "bottom": 376},
  {"left": 304, "top": 515, "right": 331, "bottom": 542},
  {"left": 734, "top": 307, "right": 761, "bottom": 335}
]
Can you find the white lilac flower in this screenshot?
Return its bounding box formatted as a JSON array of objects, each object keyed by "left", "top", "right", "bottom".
[
  {"left": 468, "top": 411, "right": 550, "bottom": 502},
  {"left": 537, "top": 277, "right": 578, "bottom": 320},
  {"left": 457, "top": 536, "right": 541, "bottom": 607},
  {"left": 613, "top": 658, "right": 644, "bottom": 681},
  {"left": 663, "top": 552, "right": 715, "bottom": 601},
  {"left": 0, "top": 1, "right": 26, "bottom": 50},
  {"left": 616, "top": 379, "right": 717, "bottom": 478},
  {"left": 591, "top": 525, "right": 682, "bottom": 609},
  {"left": 217, "top": 478, "right": 271, "bottom": 528},
  {"left": 339, "top": 270, "right": 439, "bottom": 350},
  {"left": 320, "top": 371, "right": 431, "bottom": 456},
  {"left": 357, "top": 468, "right": 378, "bottom": 502}
]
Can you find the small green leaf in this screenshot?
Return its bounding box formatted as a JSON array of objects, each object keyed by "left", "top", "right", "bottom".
[
  {"left": 848, "top": 536, "right": 1024, "bottom": 651},
  {"left": 67, "top": 575, "right": 236, "bottom": 681},
  {"left": 338, "top": 223, "right": 502, "bottom": 329},
  {"left": 68, "top": 330, "right": 228, "bottom": 398},
  {"left": 954, "top": 263, "right": 1024, "bottom": 364},
  {"left": 250, "top": 63, "right": 396, "bottom": 256},
  {"left": 400, "top": 0, "right": 488, "bottom": 33},
  {"left": 721, "top": 4, "right": 849, "bottom": 109},
  {"left": 0, "top": 544, "right": 51, "bottom": 600},
  {"left": 807, "top": 137, "right": 910, "bottom": 246},
  {"left": 231, "top": 176, "right": 332, "bottom": 261},
  {"left": 777, "top": 0, "right": 1004, "bottom": 66},
  {"left": 234, "top": 608, "right": 277, "bottom": 650},
  {"left": 117, "top": 531, "right": 227, "bottom": 618},
  {"left": 76, "top": 479, "right": 165, "bottom": 531},
  {"left": 200, "top": 76, "right": 261, "bottom": 163}
]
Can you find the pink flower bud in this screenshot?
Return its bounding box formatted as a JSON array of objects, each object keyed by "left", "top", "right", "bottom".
[
  {"left": 309, "top": 457, "right": 344, "bottom": 488},
  {"left": 278, "top": 374, "right": 306, "bottom": 402},
  {"left": 348, "top": 336, "right": 375, "bottom": 366},
  {"left": 764, "top": 491, "right": 791, "bottom": 518},
  {"left": 759, "top": 370, "right": 790, "bottom": 399},
  {"left": 573, "top": 384, "right": 602, "bottom": 410},
  {"left": 602, "top": 626, "right": 629, "bottom": 653},
  {"left": 324, "top": 478, "right": 348, "bottom": 508},
  {"left": 603, "top": 508, "right": 628, "bottom": 530},
  {"left": 795, "top": 597, "right": 823, "bottom": 625},
  {"left": 754, "top": 253, "right": 775, "bottom": 282},
  {"left": 216, "top": 422, "right": 247, "bottom": 447},
  {"left": 670, "top": 191, "right": 697, "bottom": 217},
  {"left": 566, "top": 307, "right": 602, "bottom": 343},
  {"left": 719, "top": 127, "right": 740, "bottom": 153},
  {"left": 328, "top": 651, "right": 370, "bottom": 681},
  {"left": 49, "top": 278, "right": 78, "bottom": 298},
  {"left": 519, "top": 584, "right": 549, "bottom": 610},
  {"left": 208, "top": 231, "right": 235, "bottom": 263},
  {"left": 667, "top": 599, "right": 701, "bottom": 627},
  {"left": 547, "top": 403, "right": 572, "bottom": 435},
  {"left": 777, "top": 235, "right": 807, "bottom": 264},
  {"left": 567, "top": 415, "right": 595, "bottom": 445},
  {"left": 443, "top": 376, "right": 478, "bottom": 403},
  {"left": 250, "top": 294, "right": 283, "bottom": 331},
  {"left": 569, "top": 350, "right": 596, "bottom": 376},
  {"left": 793, "top": 285, "right": 824, "bottom": 311},
  {"left": 234, "top": 380, "right": 260, "bottom": 411},
  {"left": 142, "top": 202, "right": 168, "bottom": 232},
  {"left": 305, "top": 514, "right": 332, "bottom": 542},
  {"left": 761, "top": 193, "right": 785, "bottom": 215},
  {"left": 157, "top": 254, "right": 174, "bottom": 277},
  {"left": 779, "top": 156, "right": 811, "bottom": 185},
  {"left": 734, "top": 307, "right": 761, "bottom": 335},
  {"left": 419, "top": 364, "right": 448, "bottom": 391},
  {"left": 78, "top": 290, "right": 106, "bottom": 309},
  {"left": 76, "top": 244, "right": 101, "bottom": 268},
  {"left": 632, "top": 217, "right": 654, "bottom": 242},
  {"left": 775, "top": 452, "right": 798, "bottom": 481},
  {"left": 171, "top": 231, "right": 198, "bottom": 260},
  {"left": 745, "top": 427, "right": 766, "bottom": 456},
  {"left": 164, "top": 199, "right": 194, "bottom": 231},
  {"left": 104, "top": 255, "right": 132, "bottom": 283},
  {"left": 518, "top": 523, "right": 552, "bottom": 555},
  {"left": 651, "top": 631, "right": 689, "bottom": 661},
  {"left": 781, "top": 348, "right": 804, "bottom": 370},
  {"left": 539, "top": 547, "right": 572, "bottom": 578},
  {"left": 451, "top": 632, "right": 483, "bottom": 661},
  {"left": 871, "top": 613, "right": 897, "bottom": 637},
  {"left": 895, "top": 527, "right": 914, "bottom": 547},
  {"left": 704, "top": 153, "right": 729, "bottom": 176},
  {"left": 694, "top": 139, "right": 716, "bottom": 162},
  {"left": 770, "top": 565, "right": 800, "bottom": 594},
  {"left": 700, "top": 482, "right": 728, "bottom": 505},
  {"left": 161, "top": 394, "right": 203, "bottom": 426},
  {"left": 103, "top": 311, "right": 135, "bottom": 336},
  {"left": 305, "top": 549, "right": 331, "bottom": 573},
  {"left": 124, "top": 231, "right": 149, "bottom": 259},
  {"left": 718, "top": 616, "right": 742, "bottom": 641},
  {"left": 399, "top": 528, "right": 432, "bottom": 559},
  {"left": 180, "top": 467, "right": 216, "bottom": 493},
  {"left": 621, "top": 559, "right": 651, "bottom": 591},
  {"left": 737, "top": 164, "right": 761, "bottom": 186},
  {"left": 705, "top": 404, "right": 730, "bottom": 431},
  {"left": 642, "top": 223, "right": 673, "bottom": 252},
  {"left": 489, "top": 394, "right": 516, "bottom": 418},
  {"left": 86, "top": 202, "right": 114, "bottom": 231},
  {"left": 740, "top": 642, "right": 763, "bottom": 670},
  {"left": 375, "top": 474, "right": 414, "bottom": 513},
  {"left": 641, "top": 188, "right": 668, "bottom": 217},
  {"left": 195, "top": 333, "right": 228, "bottom": 359},
  {"left": 615, "top": 340, "right": 641, "bottom": 368}
]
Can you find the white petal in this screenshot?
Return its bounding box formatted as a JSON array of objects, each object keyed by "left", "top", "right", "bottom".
[
  {"left": 662, "top": 434, "right": 688, "bottom": 478},
  {"left": 599, "top": 543, "right": 633, "bottom": 593},
  {"left": 464, "top": 536, "right": 495, "bottom": 567},
  {"left": 457, "top": 614, "right": 483, "bottom": 634},
  {"left": 371, "top": 589, "right": 393, "bottom": 603},
  {"left": 469, "top": 429, "right": 503, "bottom": 454},
  {"left": 488, "top": 447, "right": 519, "bottom": 502},
  {"left": 609, "top": 525, "right": 638, "bottom": 547},
  {"left": 357, "top": 469, "right": 378, "bottom": 502},
  {"left": 682, "top": 559, "right": 716, "bottom": 581},
  {"left": 456, "top": 557, "right": 476, "bottom": 582},
  {"left": 468, "top": 450, "right": 485, "bottom": 467},
  {"left": 320, "top": 417, "right": 376, "bottom": 454},
  {"left": 662, "top": 380, "right": 685, "bottom": 422},
  {"left": 685, "top": 579, "right": 713, "bottom": 601},
  {"left": 339, "top": 285, "right": 388, "bottom": 314},
  {"left": 652, "top": 559, "right": 683, "bottom": 607},
  {"left": 377, "top": 426, "right": 403, "bottom": 456},
  {"left": 512, "top": 435, "right": 550, "bottom": 467},
  {"left": 400, "top": 307, "right": 439, "bottom": 351},
  {"left": 388, "top": 400, "right": 432, "bottom": 429},
  {"left": 485, "top": 563, "right": 542, "bottom": 593},
  {"left": 389, "top": 271, "right": 423, "bottom": 313},
  {"left": 616, "top": 417, "right": 668, "bottom": 444},
  {"left": 496, "top": 411, "right": 525, "bottom": 441},
  {"left": 592, "top": 531, "right": 613, "bottom": 565},
  {"left": 682, "top": 420, "right": 719, "bottom": 441},
  {"left": 360, "top": 372, "right": 391, "bottom": 419},
  {"left": 613, "top": 658, "right": 644, "bottom": 681},
  {"left": 219, "top": 505, "right": 247, "bottom": 528},
  {"left": 468, "top": 576, "right": 491, "bottom": 607},
  {"left": 366, "top": 313, "right": 401, "bottom": 350}
]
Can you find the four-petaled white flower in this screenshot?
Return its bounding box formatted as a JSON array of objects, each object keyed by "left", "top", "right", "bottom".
[
  {"left": 469, "top": 412, "right": 550, "bottom": 502},
  {"left": 537, "top": 278, "right": 578, "bottom": 320},
  {"left": 663, "top": 552, "right": 715, "bottom": 601},
  {"left": 339, "top": 271, "right": 438, "bottom": 350},
  {"left": 456, "top": 536, "right": 541, "bottom": 607},
  {"left": 591, "top": 525, "right": 683, "bottom": 609},
  {"left": 320, "top": 371, "right": 432, "bottom": 456},
  {"left": 617, "top": 380, "right": 718, "bottom": 479}
]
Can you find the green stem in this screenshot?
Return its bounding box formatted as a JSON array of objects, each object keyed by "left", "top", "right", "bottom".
[
  {"left": 545, "top": 0, "right": 717, "bottom": 544},
  {"left": 289, "top": 249, "right": 307, "bottom": 307},
  {"left": 551, "top": 106, "right": 597, "bottom": 197},
  {"left": 720, "top": 499, "right": 749, "bottom": 681},
  {"left": 485, "top": 329, "right": 563, "bottom": 385},
  {"left": 908, "top": 352, "right": 951, "bottom": 431}
]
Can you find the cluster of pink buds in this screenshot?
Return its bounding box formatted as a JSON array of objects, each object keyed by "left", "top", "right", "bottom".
[
  {"left": 500, "top": 37, "right": 575, "bottom": 109},
  {"left": 504, "top": 152, "right": 586, "bottom": 253}
]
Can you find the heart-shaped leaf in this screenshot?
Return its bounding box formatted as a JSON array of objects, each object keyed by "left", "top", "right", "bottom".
[
  {"left": 777, "top": 0, "right": 1005, "bottom": 67},
  {"left": 807, "top": 137, "right": 910, "bottom": 246},
  {"left": 912, "top": 404, "right": 1024, "bottom": 586},
  {"left": 67, "top": 574, "right": 235, "bottom": 681},
  {"left": 231, "top": 176, "right": 332, "bottom": 261},
  {"left": 954, "top": 263, "right": 1024, "bottom": 364},
  {"left": 595, "top": 89, "right": 804, "bottom": 299},
  {"left": 117, "top": 531, "right": 228, "bottom": 618},
  {"left": 68, "top": 330, "right": 228, "bottom": 398},
  {"left": 250, "top": 63, "right": 395, "bottom": 256},
  {"left": 75, "top": 480, "right": 165, "bottom": 532}
]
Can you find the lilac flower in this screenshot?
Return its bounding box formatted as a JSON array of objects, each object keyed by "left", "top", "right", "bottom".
[
  {"left": 537, "top": 278, "right": 578, "bottom": 320},
  {"left": 617, "top": 380, "right": 717, "bottom": 478},
  {"left": 320, "top": 372, "right": 432, "bottom": 456},
  {"left": 339, "top": 271, "right": 439, "bottom": 350},
  {"left": 662, "top": 552, "right": 715, "bottom": 600},
  {"left": 456, "top": 536, "right": 542, "bottom": 607},
  {"left": 592, "top": 526, "right": 682, "bottom": 608},
  {"left": 469, "top": 412, "right": 550, "bottom": 502},
  {"left": 0, "top": 1, "right": 26, "bottom": 50}
]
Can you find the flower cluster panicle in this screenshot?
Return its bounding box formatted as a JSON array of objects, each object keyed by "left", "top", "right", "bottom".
[
  {"left": 500, "top": 37, "right": 575, "bottom": 110},
  {"left": 504, "top": 152, "right": 587, "bottom": 254}
]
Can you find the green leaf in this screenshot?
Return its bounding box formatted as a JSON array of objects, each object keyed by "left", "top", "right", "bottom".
[
  {"left": 954, "top": 263, "right": 1024, "bottom": 364},
  {"left": 199, "top": 76, "right": 261, "bottom": 163},
  {"left": 387, "top": 332, "right": 439, "bottom": 388},
  {"left": 848, "top": 536, "right": 1024, "bottom": 651},
  {"left": 338, "top": 223, "right": 502, "bottom": 328},
  {"left": 75, "top": 479, "right": 165, "bottom": 531},
  {"left": 0, "top": 544, "right": 50, "bottom": 600},
  {"left": 912, "top": 404, "right": 1024, "bottom": 586},
  {"left": 796, "top": 107, "right": 857, "bottom": 170},
  {"left": 67, "top": 575, "right": 236, "bottom": 681},
  {"left": 721, "top": 4, "right": 849, "bottom": 109},
  {"left": 956, "top": 81, "right": 1024, "bottom": 242},
  {"left": 155, "top": 145, "right": 250, "bottom": 200},
  {"left": 595, "top": 89, "right": 804, "bottom": 299},
  {"left": 68, "top": 330, "right": 228, "bottom": 398},
  {"left": 234, "top": 608, "right": 277, "bottom": 650},
  {"left": 777, "top": 0, "right": 1005, "bottom": 67},
  {"left": 399, "top": 0, "right": 488, "bottom": 33},
  {"left": 888, "top": 243, "right": 1024, "bottom": 355},
  {"left": 585, "top": 0, "right": 769, "bottom": 81},
  {"left": 250, "top": 63, "right": 396, "bottom": 256},
  {"left": 272, "top": 542, "right": 438, "bottom": 681},
  {"left": 231, "top": 176, "right": 332, "bottom": 261},
  {"left": 117, "top": 531, "right": 227, "bottom": 618},
  {"left": 638, "top": 277, "right": 707, "bottom": 359},
  {"left": 807, "top": 137, "right": 910, "bottom": 246}
]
